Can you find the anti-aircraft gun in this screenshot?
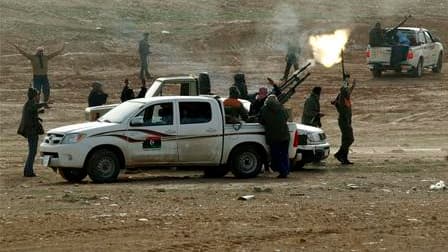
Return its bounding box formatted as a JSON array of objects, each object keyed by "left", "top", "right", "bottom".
[{"left": 267, "top": 62, "right": 312, "bottom": 104}]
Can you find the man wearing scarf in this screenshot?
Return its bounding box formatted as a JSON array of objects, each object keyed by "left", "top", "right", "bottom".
[{"left": 12, "top": 43, "right": 65, "bottom": 105}]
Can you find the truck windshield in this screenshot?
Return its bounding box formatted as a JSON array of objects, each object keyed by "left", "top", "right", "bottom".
[{"left": 98, "top": 101, "right": 144, "bottom": 123}]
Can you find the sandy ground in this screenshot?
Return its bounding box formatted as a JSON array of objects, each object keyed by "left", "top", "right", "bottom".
[{"left": 1, "top": 0, "right": 447, "bottom": 251}]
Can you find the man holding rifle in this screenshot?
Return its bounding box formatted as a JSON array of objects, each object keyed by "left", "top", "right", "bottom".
[{"left": 332, "top": 76, "right": 356, "bottom": 165}]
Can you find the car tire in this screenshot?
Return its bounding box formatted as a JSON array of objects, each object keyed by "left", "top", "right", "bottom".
[
  {"left": 413, "top": 58, "right": 423, "bottom": 77},
  {"left": 59, "top": 168, "right": 87, "bottom": 182},
  {"left": 432, "top": 53, "right": 443, "bottom": 73},
  {"left": 229, "top": 145, "right": 262, "bottom": 179},
  {"left": 87, "top": 149, "right": 120, "bottom": 183},
  {"left": 203, "top": 166, "right": 229, "bottom": 178},
  {"left": 372, "top": 68, "right": 382, "bottom": 78}
]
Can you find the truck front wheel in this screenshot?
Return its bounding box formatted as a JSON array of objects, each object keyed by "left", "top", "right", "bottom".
[
  {"left": 87, "top": 149, "right": 120, "bottom": 183},
  {"left": 229, "top": 146, "right": 262, "bottom": 179},
  {"left": 59, "top": 168, "right": 87, "bottom": 182}
]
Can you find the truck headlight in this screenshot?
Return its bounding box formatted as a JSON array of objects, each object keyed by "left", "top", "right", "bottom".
[
  {"left": 307, "top": 133, "right": 321, "bottom": 143},
  {"left": 61, "top": 133, "right": 86, "bottom": 144}
]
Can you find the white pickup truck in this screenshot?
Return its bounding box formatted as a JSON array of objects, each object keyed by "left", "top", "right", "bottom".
[
  {"left": 40, "top": 96, "right": 330, "bottom": 183},
  {"left": 366, "top": 27, "right": 443, "bottom": 77}
]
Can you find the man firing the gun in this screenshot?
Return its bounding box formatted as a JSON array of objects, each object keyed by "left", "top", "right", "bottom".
[{"left": 332, "top": 76, "right": 356, "bottom": 165}]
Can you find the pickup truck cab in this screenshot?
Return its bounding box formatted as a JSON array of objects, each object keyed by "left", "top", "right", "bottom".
[
  {"left": 41, "top": 96, "right": 329, "bottom": 183},
  {"left": 366, "top": 27, "right": 443, "bottom": 77}
]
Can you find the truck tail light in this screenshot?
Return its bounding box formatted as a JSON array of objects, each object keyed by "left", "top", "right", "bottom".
[
  {"left": 366, "top": 49, "right": 371, "bottom": 58},
  {"left": 407, "top": 50, "right": 414, "bottom": 60},
  {"left": 293, "top": 130, "right": 300, "bottom": 148}
]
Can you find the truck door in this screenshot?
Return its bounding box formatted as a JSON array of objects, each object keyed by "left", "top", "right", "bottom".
[
  {"left": 424, "top": 31, "right": 437, "bottom": 66},
  {"left": 417, "top": 31, "right": 431, "bottom": 66},
  {"left": 127, "top": 102, "right": 178, "bottom": 165},
  {"left": 177, "top": 100, "right": 223, "bottom": 164}
]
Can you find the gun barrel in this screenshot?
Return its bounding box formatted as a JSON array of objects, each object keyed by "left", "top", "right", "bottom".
[
  {"left": 279, "top": 62, "right": 312, "bottom": 91},
  {"left": 279, "top": 72, "right": 311, "bottom": 104}
]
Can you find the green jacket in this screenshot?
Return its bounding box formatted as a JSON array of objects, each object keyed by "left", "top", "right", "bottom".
[
  {"left": 260, "top": 98, "right": 290, "bottom": 144},
  {"left": 301, "top": 93, "right": 320, "bottom": 127}
]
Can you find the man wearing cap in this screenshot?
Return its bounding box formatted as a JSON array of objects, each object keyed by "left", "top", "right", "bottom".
[
  {"left": 11, "top": 43, "right": 65, "bottom": 104},
  {"left": 302, "top": 86, "right": 324, "bottom": 127},
  {"left": 249, "top": 87, "right": 268, "bottom": 116},
  {"left": 88, "top": 81, "right": 108, "bottom": 107},
  {"left": 139, "top": 32, "right": 151, "bottom": 80},
  {"left": 17, "top": 88, "right": 47, "bottom": 177}
]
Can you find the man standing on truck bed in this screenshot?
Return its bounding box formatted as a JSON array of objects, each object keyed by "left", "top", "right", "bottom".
[
  {"left": 11, "top": 43, "right": 65, "bottom": 105},
  {"left": 260, "top": 95, "right": 290, "bottom": 178},
  {"left": 332, "top": 78, "right": 356, "bottom": 165},
  {"left": 139, "top": 32, "right": 151, "bottom": 80},
  {"left": 223, "top": 86, "right": 248, "bottom": 123},
  {"left": 369, "top": 22, "right": 385, "bottom": 47}
]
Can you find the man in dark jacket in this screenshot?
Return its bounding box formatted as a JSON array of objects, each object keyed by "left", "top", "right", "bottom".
[
  {"left": 137, "top": 78, "right": 148, "bottom": 98},
  {"left": 17, "top": 88, "right": 46, "bottom": 177},
  {"left": 333, "top": 78, "right": 356, "bottom": 165},
  {"left": 302, "top": 86, "right": 324, "bottom": 127},
  {"left": 260, "top": 95, "right": 290, "bottom": 178},
  {"left": 88, "top": 81, "right": 108, "bottom": 107},
  {"left": 120, "top": 79, "right": 135, "bottom": 102},
  {"left": 233, "top": 73, "right": 248, "bottom": 99},
  {"left": 369, "top": 22, "right": 385, "bottom": 47}
]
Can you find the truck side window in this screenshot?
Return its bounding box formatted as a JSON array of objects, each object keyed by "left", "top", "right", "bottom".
[
  {"left": 137, "top": 103, "right": 173, "bottom": 126},
  {"left": 417, "top": 32, "right": 426, "bottom": 45},
  {"left": 424, "top": 32, "right": 433, "bottom": 43},
  {"left": 179, "top": 102, "right": 212, "bottom": 124}
]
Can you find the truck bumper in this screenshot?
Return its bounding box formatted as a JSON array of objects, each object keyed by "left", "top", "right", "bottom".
[
  {"left": 297, "top": 143, "right": 330, "bottom": 163},
  {"left": 368, "top": 63, "right": 414, "bottom": 71},
  {"left": 39, "top": 142, "right": 89, "bottom": 168}
]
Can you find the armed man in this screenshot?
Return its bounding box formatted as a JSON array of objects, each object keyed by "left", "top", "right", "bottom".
[
  {"left": 139, "top": 32, "right": 151, "bottom": 80},
  {"left": 302, "top": 86, "right": 324, "bottom": 128},
  {"left": 332, "top": 76, "right": 356, "bottom": 165},
  {"left": 369, "top": 22, "right": 385, "bottom": 47}
]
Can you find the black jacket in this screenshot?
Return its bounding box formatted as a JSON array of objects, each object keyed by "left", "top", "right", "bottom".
[
  {"left": 88, "top": 90, "right": 108, "bottom": 107},
  {"left": 17, "top": 99, "right": 45, "bottom": 138},
  {"left": 120, "top": 86, "right": 135, "bottom": 102}
]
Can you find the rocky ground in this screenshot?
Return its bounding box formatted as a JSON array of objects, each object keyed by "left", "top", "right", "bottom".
[{"left": 0, "top": 0, "right": 447, "bottom": 251}]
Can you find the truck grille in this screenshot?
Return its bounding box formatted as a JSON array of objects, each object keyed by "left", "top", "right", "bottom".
[{"left": 44, "top": 133, "right": 64, "bottom": 145}]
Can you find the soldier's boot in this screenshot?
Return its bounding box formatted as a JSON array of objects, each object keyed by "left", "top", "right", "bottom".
[
  {"left": 334, "top": 151, "right": 345, "bottom": 164},
  {"left": 342, "top": 150, "right": 354, "bottom": 165}
]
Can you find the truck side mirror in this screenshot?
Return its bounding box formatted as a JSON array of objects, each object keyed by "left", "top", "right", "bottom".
[
  {"left": 130, "top": 117, "right": 143, "bottom": 127},
  {"left": 433, "top": 36, "right": 441, "bottom": 42}
]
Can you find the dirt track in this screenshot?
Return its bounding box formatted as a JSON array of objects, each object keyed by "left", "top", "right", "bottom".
[{"left": 1, "top": 0, "right": 447, "bottom": 251}]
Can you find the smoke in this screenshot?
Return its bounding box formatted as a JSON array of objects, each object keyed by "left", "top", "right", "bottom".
[{"left": 308, "top": 29, "right": 351, "bottom": 68}]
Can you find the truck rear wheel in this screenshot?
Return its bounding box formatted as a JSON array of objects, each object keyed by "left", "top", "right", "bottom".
[
  {"left": 59, "top": 168, "right": 87, "bottom": 182},
  {"left": 372, "top": 68, "right": 382, "bottom": 78},
  {"left": 229, "top": 146, "right": 262, "bottom": 179},
  {"left": 87, "top": 149, "right": 120, "bottom": 183},
  {"left": 413, "top": 58, "right": 423, "bottom": 77},
  {"left": 432, "top": 53, "right": 443, "bottom": 73}
]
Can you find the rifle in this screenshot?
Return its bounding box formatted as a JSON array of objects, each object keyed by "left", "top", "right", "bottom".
[
  {"left": 387, "top": 15, "right": 412, "bottom": 34},
  {"left": 278, "top": 72, "right": 311, "bottom": 104},
  {"left": 341, "top": 49, "right": 349, "bottom": 81}
]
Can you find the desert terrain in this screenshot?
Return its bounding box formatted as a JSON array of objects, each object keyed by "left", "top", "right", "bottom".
[{"left": 0, "top": 0, "right": 447, "bottom": 251}]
